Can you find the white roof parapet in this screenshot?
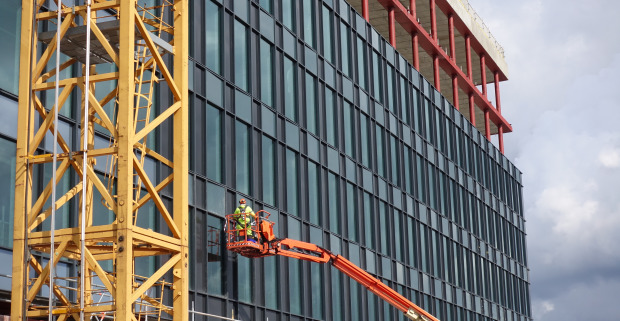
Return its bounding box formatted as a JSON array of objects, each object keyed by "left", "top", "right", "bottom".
[{"left": 449, "top": 0, "right": 509, "bottom": 77}]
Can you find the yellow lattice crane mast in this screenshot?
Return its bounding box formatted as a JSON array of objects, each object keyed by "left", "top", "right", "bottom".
[{"left": 11, "top": 1, "right": 188, "bottom": 321}]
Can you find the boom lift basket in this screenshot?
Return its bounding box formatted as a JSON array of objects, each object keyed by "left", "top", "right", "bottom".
[{"left": 225, "top": 210, "right": 274, "bottom": 258}]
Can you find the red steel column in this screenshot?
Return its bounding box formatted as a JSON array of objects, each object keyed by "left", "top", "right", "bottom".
[
  {"left": 433, "top": 55, "right": 440, "bottom": 91},
  {"left": 389, "top": 7, "right": 396, "bottom": 47},
  {"left": 465, "top": 35, "right": 472, "bottom": 80},
  {"left": 498, "top": 125, "right": 505, "bottom": 154},
  {"left": 469, "top": 93, "right": 475, "bottom": 126},
  {"left": 430, "top": 0, "right": 437, "bottom": 42},
  {"left": 494, "top": 71, "right": 502, "bottom": 114},
  {"left": 410, "top": 0, "right": 417, "bottom": 20},
  {"left": 362, "top": 0, "right": 369, "bottom": 22},
  {"left": 480, "top": 54, "right": 487, "bottom": 98},
  {"left": 484, "top": 109, "right": 491, "bottom": 140},
  {"left": 452, "top": 74, "right": 459, "bottom": 110},
  {"left": 448, "top": 14, "right": 456, "bottom": 62},
  {"left": 412, "top": 32, "right": 420, "bottom": 70}
]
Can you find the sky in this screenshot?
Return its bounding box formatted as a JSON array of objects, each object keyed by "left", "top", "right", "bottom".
[{"left": 465, "top": 0, "right": 620, "bottom": 320}]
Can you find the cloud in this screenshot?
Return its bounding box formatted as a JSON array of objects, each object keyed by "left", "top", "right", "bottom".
[
  {"left": 532, "top": 300, "right": 554, "bottom": 320},
  {"left": 598, "top": 148, "right": 620, "bottom": 168},
  {"left": 466, "top": 1, "right": 620, "bottom": 321}
]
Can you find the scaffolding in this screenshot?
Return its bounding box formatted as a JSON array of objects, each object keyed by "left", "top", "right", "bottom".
[{"left": 11, "top": 1, "right": 188, "bottom": 321}]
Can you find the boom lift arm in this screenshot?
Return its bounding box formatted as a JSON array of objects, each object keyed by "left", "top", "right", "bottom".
[{"left": 225, "top": 211, "right": 440, "bottom": 321}]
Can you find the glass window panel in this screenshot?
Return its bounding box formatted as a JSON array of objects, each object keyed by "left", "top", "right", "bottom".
[
  {"left": 284, "top": 57, "right": 297, "bottom": 121},
  {"left": 379, "top": 202, "right": 390, "bottom": 256},
  {"left": 205, "top": 0, "right": 221, "bottom": 74},
  {"left": 340, "top": 22, "right": 350, "bottom": 77},
  {"left": 262, "top": 105, "right": 276, "bottom": 137},
  {"left": 387, "top": 66, "right": 395, "bottom": 113},
  {"left": 235, "top": 90, "right": 251, "bottom": 122},
  {"left": 285, "top": 121, "right": 300, "bottom": 150},
  {"left": 206, "top": 105, "right": 222, "bottom": 182},
  {"left": 302, "top": 0, "right": 315, "bottom": 48},
  {"left": 260, "top": 40, "right": 274, "bottom": 106},
  {"left": 237, "top": 256, "right": 253, "bottom": 302},
  {"left": 262, "top": 136, "right": 276, "bottom": 205},
  {"left": 350, "top": 281, "right": 360, "bottom": 320},
  {"left": 234, "top": 20, "right": 249, "bottom": 91},
  {"left": 394, "top": 210, "right": 402, "bottom": 262},
  {"left": 264, "top": 255, "right": 279, "bottom": 308},
  {"left": 327, "top": 146, "right": 339, "bottom": 172},
  {"left": 0, "top": 138, "right": 15, "bottom": 247},
  {"left": 259, "top": 10, "right": 275, "bottom": 41},
  {"left": 372, "top": 51, "right": 383, "bottom": 103},
  {"left": 305, "top": 73, "right": 317, "bottom": 134},
  {"left": 343, "top": 102, "right": 355, "bottom": 158},
  {"left": 360, "top": 114, "right": 370, "bottom": 167},
  {"left": 286, "top": 149, "right": 299, "bottom": 215},
  {"left": 308, "top": 161, "right": 320, "bottom": 225},
  {"left": 206, "top": 71, "right": 223, "bottom": 106},
  {"left": 325, "top": 88, "right": 337, "bottom": 147},
  {"left": 416, "top": 154, "right": 426, "bottom": 202},
  {"left": 401, "top": 76, "right": 410, "bottom": 125},
  {"left": 375, "top": 125, "right": 385, "bottom": 177},
  {"left": 407, "top": 216, "right": 417, "bottom": 268},
  {"left": 288, "top": 217, "right": 302, "bottom": 314},
  {"left": 207, "top": 214, "right": 225, "bottom": 295},
  {"left": 305, "top": 45, "right": 318, "bottom": 74},
  {"left": 328, "top": 173, "right": 340, "bottom": 233},
  {"left": 233, "top": 0, "right": 249, "bottom": 21},
  {"left": 322, "top": 5, "right": 333, "bottom": 63},
  {"left": 207, "top": 182, "right": 226, "bottom": 215},
  {"left": 0, "top": 95, "right": 17, "bottom": 138},
  {"left": 367, "top": 291, "right": 377, "bottom": 320},
  {"left": 282, "top": 0, "right": 295, "bottom": 32},
  {"left": 307, "top": 134, "right": 320, "bottom": 161},
  {"left": 236, "top": 122, "right": 251, "bottom": 195},
  {"left": 357, "top": 36, "right": 367, "bottom": 90},
  {"left": 195, "top": 211, "right": 205, "bottom": 291},
  {"left": 391, "top": 135, "right": 400, "bottom": 186},
  {"left": 331, "top": 267, "right": 343, "bottom": 320},
  {"left": 0, "top": 0, "right": 20, "bottom": 94},
  {"left": 363, "top": 192, "right": 374, "bottom": 249},
  {"left": 404, "top": 146, "right": 412, "bottom": 194},
  {"left": 311, "top": 263, "right": 323, "bottom": 319},
  {"left": 346, "top": 183, "right": 357, "bottom": 242},
  {"left": 260, "top": 0, "right": 272, "bottom": 13}
]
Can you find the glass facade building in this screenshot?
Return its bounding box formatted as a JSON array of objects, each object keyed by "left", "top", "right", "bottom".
[{"left": 0, "top": 1, "right": 531, "bottom": 321}]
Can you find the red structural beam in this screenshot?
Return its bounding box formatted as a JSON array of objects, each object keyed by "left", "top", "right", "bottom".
[
  {"left": 480, "top": 54, "right": 487, "bottom": 97},
  {"left": 412, "top": 32, "right": 419, "bottom": 70},
  {"left": 498, "top": 125, "right": 504, "bottom": 153},
  {"left": 389, "top": 7, "right": 396, "bottom": 47},
  {"left": 469, "top": 93, "right": 475, "bottom": 126},
  {"left": 494, "top": 71, "right": 502, "bottom": 113},
  {"left": 375, "top": 0, "right": 512, "bottom": 133},
  {"left": 452, "top": 75, "right": 459, "bottom": 110},
  {"left": 448, "top": 15, "right": 456, "bottom": 61},
  {"left": 465, "top": 35, "right": 473, "bottom": 80}
]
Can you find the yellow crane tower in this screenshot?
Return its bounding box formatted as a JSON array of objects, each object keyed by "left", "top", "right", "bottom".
[{"left": 11, "top": 1, "right": 188, "bottom": 321}]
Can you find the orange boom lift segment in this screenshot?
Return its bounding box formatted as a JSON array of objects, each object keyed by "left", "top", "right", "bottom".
[{"left": 225, "top": 211, "right": 440, "bottom": 321}]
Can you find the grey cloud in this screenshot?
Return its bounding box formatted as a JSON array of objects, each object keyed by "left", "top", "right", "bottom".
[{"left": 467, "top": 1, "right": 620, "bottom": 320}]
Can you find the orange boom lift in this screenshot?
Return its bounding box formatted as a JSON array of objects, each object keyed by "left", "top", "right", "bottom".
[{"left": 226, "top": 211, "right": 440, "bottom": 321}]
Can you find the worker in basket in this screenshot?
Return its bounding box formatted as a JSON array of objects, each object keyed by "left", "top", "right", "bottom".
[{"left": 233, "top": 199, "right": 258, "bottom": 243}]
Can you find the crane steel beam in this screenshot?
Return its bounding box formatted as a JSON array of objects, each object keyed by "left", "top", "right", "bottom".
[{"left": 11, "top": 1, "right": 188, "bottom": 321}]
